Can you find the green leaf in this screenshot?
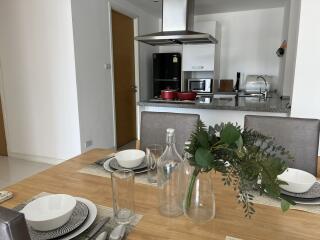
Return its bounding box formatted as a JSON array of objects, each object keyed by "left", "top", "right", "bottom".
[
  {"left": 280, "top": 195, "right": 296, "bottom": 205},
  {"left": 281, "top": 199, "right": 291, "bottom": 212},
  {"left": 195, "top": 147, "right": 213, "bottom": 169},
  {"left": 197, "top": 131, "right": 209, "bottom": 148},
  {"left": 220, "top": 124, "right": 241, "bottom": 145}
]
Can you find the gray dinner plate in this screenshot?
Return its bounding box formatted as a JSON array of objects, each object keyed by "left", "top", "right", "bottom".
[
  {"left": 27, "top": 201, "right": 89, "bottom": 240},
  {"left": 281, "top": 182, "right": 320, "bottom": 199},
  {"left": 103, "top": 158, "right": 148, "bottom": 174},
  {"left": 109, "top": 158, "right": 147, "bottom": 171}
]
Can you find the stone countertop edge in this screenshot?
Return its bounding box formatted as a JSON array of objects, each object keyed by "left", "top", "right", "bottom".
[{"left": 138, "top": 99, "right": 291, "bottom": 114}]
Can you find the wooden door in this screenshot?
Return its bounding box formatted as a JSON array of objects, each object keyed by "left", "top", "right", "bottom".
[
  {"left": 112, "top": 10, "right": 136, "bottom": 147},
  {"left": 0, "top": 97, "right": 7, "bottom": 156}
]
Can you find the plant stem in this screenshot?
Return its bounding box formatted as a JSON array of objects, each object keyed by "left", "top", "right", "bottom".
[{"left": 185, "top": 167, "right": 201, "bottom": 210}]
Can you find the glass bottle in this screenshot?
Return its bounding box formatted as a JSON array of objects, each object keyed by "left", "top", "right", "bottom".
[{"left": 157, "top": 128, "right": 184, "bottom": 217}]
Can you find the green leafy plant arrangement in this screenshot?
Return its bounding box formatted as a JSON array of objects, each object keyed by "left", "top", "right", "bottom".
[{"left": 185, "top": 120, "right": 295, "bottom": 218}]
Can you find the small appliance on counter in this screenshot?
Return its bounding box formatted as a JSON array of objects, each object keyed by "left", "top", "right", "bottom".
[
  {"left": 245, "top": 75, "right": 272, "bottom": 93},
  {"left": 187, "top": 78, "right": 213, "bottom": 94},
  {"left": 153, "top": 53, "right": 181, "bottom": 97}
]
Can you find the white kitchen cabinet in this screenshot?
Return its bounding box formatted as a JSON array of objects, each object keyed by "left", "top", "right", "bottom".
[
  {"left": 182, "top": 44, "right": 215, "bottom": 71},
  {"left": 182, "top": 20, "right": 219, "bottom": 72}
]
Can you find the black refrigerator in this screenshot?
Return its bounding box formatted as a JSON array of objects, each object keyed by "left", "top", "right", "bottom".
[{"left": 153, "top": 53, "right": 181, "bottom": 97}]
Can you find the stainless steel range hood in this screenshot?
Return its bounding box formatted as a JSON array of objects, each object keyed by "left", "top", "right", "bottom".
[{"left": 135, "top": 0, "right": 217, "bottom": 46}]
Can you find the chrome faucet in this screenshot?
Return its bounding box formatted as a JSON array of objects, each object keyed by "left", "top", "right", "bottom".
[{"left": 257, "top": 75, "right": 268, "bottom": 99}]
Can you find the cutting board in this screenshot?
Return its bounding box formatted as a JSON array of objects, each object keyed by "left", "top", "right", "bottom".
[{"left": 219, "top": 79, "right": 234, "bottom": 92}]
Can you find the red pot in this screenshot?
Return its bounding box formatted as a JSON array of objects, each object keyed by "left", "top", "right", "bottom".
[
  {"left": 161, "top": 89, "right": 177, "bottom": 100},
  {"left": 177, "top": 92, "right": 197, "bottom": 101}
]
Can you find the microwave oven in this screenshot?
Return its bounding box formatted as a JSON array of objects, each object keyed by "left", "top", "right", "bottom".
[{"left": 188, "top": 78, "right": 213, "bottom": 93}]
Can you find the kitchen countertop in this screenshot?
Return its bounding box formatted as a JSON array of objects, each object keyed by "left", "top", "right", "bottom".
[{"left": 138, "top": 94, "right": 291, "bottom": 113}]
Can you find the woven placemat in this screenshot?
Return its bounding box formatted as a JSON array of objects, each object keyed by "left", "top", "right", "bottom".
[
  {"left": 251, "top": 191, "right": 320, "bottom": 215},
  {"left": 78, "top": 155, "right": 156, "bottom": 187},
  {"left": 14, "top": 192, "right": 143, "bottom": 240}
]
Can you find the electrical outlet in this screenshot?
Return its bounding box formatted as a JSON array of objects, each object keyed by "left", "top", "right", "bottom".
[{"left": 85, "top": 140, "right": 93, "bottom": 148}]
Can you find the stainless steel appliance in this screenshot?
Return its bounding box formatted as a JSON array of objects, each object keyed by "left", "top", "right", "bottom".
[
  {"left": 135, "top": 0, "right": 218, "bottom": 46},
  {"left": 188, "top": 78, "right": 212, "bottom": 94},
  {"left": 245, "top": 75, "right": 272, "bottom": 93}
]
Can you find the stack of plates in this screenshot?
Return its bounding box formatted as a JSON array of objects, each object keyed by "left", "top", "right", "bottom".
[
  {"left": 24, "top": 197, "right": 97, "bottom": 240},
  {"left": 281, "top": 182, "right": 320, "bottom": 205},
  {"left": 103, "top": 158, "right": 148, "bottom": 174}
]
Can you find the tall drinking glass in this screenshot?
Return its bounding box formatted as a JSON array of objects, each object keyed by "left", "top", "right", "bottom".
[
  {"left": 146, "top": 144, "right": 163, "bottom": 183},
  {"left": 111, "top": 169, "right": 135, "bottom": 224}
]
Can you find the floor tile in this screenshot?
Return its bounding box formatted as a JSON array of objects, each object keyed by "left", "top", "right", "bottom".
[{"left": 0, "top": 156, "right": 51, "bottom": 188}]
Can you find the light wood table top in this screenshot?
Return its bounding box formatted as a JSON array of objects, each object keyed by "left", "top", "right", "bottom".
[{"left": 1, "top": 149, "right": 320, "bottom": 240}]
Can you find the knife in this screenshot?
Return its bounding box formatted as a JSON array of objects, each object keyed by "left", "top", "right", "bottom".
[{"left": 84, "top": 217, "right": 111, "bottom": 240}]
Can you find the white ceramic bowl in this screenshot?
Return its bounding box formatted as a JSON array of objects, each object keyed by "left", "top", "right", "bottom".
[
  {"left": 21, "top": 194, "right": 76, "bottom": 231},
  {"left": 278, "top": 168, "right": 316, "bottom": 193},
  {"left": 115, "top": 149, "right": 145, "bottom": 168}
]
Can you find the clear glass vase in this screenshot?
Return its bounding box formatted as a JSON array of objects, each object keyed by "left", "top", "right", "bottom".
[{"left": 183, "top": 168, "right": 215, "bottom": 224}]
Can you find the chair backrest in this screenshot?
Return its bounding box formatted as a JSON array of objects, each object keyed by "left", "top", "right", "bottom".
[
  {"left": 244, "top": 115, "right": 320, "bottom": 176},
  {"left": 140, "top": 111, "right": 200, "bottom": 155},
  {"left": 0, "top": 206, "right": 31, "bottom": 240}
]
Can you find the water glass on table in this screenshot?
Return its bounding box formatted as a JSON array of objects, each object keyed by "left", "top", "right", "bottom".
[
  {"left": 111, "top": 169, "right": 135, "bottom": 224},
  {"left": 146, "top": 144, "right": 163, "bottom": 183}
]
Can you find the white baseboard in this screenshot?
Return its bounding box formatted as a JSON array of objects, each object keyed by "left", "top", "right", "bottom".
[{"left": 8, "top": 152, "right": 65, "bottom": 165}]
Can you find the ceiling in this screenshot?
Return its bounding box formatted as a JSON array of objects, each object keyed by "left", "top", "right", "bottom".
[{"left": 130, "top": 0, "right": 288, "bottom": 17}]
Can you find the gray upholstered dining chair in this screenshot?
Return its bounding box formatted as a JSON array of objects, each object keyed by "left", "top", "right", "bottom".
[
  {"left": 140, "top": 111, "right": 200, "bottom": 155},
  {"left": 244, "top": 115, "right": 320, "bottom": 176},
  {"left": 0, "top": 206, "right": 31, "bottom": 240}
]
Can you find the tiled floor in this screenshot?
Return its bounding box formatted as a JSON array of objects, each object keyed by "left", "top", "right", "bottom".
[
  {"left": 117, "top": 140, "right": 137, "bottom": 151},
  {"left": 0, "top": 141, "right": 137, "bottom": 189},
  {"left": 0, "top": 156, "right": 51, "bottom": 189}
]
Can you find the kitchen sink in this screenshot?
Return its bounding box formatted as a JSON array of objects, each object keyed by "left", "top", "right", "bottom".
[{"left": 238, "top": 92, "right": 272, "bottom": 98}]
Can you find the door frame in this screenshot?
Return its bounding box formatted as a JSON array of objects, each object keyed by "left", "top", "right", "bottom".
[
  {"left": 107, "top": 1, "right": 140, "bottom": 148},
  {"left": 0, "top": 60, "right": 9, "bottom": 155}
]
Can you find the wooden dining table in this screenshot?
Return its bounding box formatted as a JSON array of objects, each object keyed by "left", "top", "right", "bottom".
[{"left": 1, "top": 149, "right": 320, "bottom": 240}]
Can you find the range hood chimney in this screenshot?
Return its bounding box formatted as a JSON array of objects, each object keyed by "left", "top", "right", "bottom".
[{"left": 135, "top": 0, "right": 217, "bottom": 46}]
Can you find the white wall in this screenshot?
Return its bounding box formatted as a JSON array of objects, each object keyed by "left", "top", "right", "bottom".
[
  {"left": 278, "top": 0, "right": 301, "bottom": 98},
  {"left": 71, "top": 0, "right": 159, "bottom": 151},
  {"left": 71, "top": 0, "right": 115, "bottom": 152},
  {"left": 0, "top": 0, "right": 81, "bottom": 164},
  {"left": 291, "top": 0, "right": 320, "bottom": 120},
  {"left": 290, "top": 0, "right": 320, "bottom": 154},
  {"left": 195, "top": 8, "right": 284, "bottom": 91}
]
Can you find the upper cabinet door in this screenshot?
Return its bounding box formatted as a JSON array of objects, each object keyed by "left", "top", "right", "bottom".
[
  {"left": 182, "top": 21, "right": 217, "bottom": 72},
  {"left": 182, "top": 44, "right": 215, "bottom": 71}
]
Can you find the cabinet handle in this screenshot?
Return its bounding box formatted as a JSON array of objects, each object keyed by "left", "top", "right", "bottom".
[{"left": 192, "top": 66, "right": 204, "bottom": 70}]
